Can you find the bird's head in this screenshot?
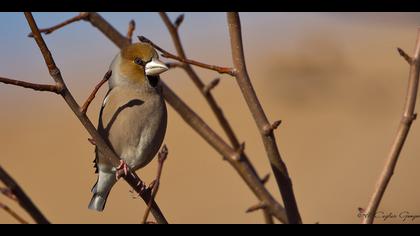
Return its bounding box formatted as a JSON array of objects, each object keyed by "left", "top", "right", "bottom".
[{"left": 111, "top": 42, "right": 168, "bottom": 87}]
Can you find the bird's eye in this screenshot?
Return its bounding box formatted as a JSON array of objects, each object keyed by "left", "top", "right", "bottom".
[{"left": 134, "top": 57, "right": 145, "bottom": 66}]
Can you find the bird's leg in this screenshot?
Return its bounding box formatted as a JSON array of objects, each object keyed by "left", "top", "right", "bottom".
[{"left": 115, "top": 160, "right": 129, "bottom": 180}]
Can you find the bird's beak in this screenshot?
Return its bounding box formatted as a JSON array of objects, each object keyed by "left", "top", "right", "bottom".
[{"left": 145, "top": 58, "right": 168, "bottom": 76}]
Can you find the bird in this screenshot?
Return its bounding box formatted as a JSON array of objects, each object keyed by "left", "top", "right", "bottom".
[{"left": 88, "top": 42, "right": 169, "bottom": 212}]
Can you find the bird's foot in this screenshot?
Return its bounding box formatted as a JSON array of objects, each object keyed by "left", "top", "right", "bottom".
[{"left": 115, "top": 160, "right": 129, "bottom": 180}]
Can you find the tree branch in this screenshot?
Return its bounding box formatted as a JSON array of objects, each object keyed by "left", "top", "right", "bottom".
[
  {"left": 141, "top": 145, "right": 168, "bottom": 224},
  {"left": 158, "top": 12, "right": 241, "bottom": 153},
  {"left": 362, "top": 30, "right": 420, "bottom": 224},
  {"left": 138, "top": 35, "right": 235, "bottom": 76},
  {"left": 24, "top": 12, "right": 288, "bottom": 223},
  {"left": 0, "top": 76, "right": 62, "bottom": 94},
  {"left": 126, "top": 20, "right": 135, "bottom": 44},
  {"left": 0, "top": 201, "right": 28, "bottom": 224},
  {"left": 81, "top": 70, "right": 111, "bottom": 114},
  {"left": 0, "top": 166, "right": 49, "bottom": 224},
  {"left": 227, "top": 12, "right": 302, "bottom": 224},
  {"left": 27, "top": 12, "right": 89, "bottom": 37},
  {"left": 23, "top": 12, "right": 168, "bottom": 224},
  {"left": 161, "top": 84, "right": 287, "bottom": 222},
  {"left": 0, "top": 187, "right": 17, "bottom": 201},
  {"left": 159, "top": 13, "right": 275, "bottom": 223}
]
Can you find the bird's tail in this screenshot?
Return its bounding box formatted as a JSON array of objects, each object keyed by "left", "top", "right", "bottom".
[
  {"left": 88, "top": 171, "right": 117, "bottom": 212},
  {"left": 88, "top": 192, "right": 109, "bottom": 212}
]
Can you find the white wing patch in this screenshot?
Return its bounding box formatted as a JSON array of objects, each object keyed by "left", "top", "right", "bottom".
[{"left": 102, "top": 94, "right": 110, "bottom": 108}]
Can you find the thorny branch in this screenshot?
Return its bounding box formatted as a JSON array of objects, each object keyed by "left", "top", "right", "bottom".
[
  {"left": 362, "top": 30, "right": 420, "bottom": 224},
  {"left": 0, "top": 166, "right": 49, "bottom": 224}
]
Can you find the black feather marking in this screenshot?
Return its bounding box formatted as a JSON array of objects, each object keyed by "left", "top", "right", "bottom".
[
  {"left": 147, "top": 75, "right": 160, "bottom": 88},
  {"left": 93, "top": 89, "right": 112, "bottom": 174}
]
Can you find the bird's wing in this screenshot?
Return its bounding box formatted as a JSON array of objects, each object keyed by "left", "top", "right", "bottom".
[{"left": 93, "top": 88, "right": 113, "bottom": 174}]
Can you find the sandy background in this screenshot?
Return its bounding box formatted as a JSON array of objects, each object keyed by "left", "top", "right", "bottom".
[{"left": 1, "top": 12, "right": 420, "bottom": 224}]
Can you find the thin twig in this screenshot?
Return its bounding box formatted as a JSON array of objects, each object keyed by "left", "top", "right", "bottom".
[
  {"left": 174, "top": 14, "right": 184, "bottom": 29},
  {"left": 227, "top": 12, "right": 302, "bottom": 224},
  {"left": 23, "top": 12, "right": 168, "bottom": 224},
  {"left": 0, "top": 166, "right": 49, "bottom": 224},
  {"left": 0, "top": 201, "right": 29, "bottom": 224},
  {"left": 81, "top": 70, "right": 111, "bottom": 114},
  {"left": 0, "top": 76, "right": 62, "bottom": 94},
  {"left": 246, "top": 202, "right": 268, "bottom": 213},
  {"left": 202, "top": 78, "right": 220, "bottom": 95},
  {"left": 141, "top": 145, "right": 168, "bottom": 224},
  {"left": 263, "top": 210, "right": 274, "bottom": 224},
  {"left": 165, "top": 62, "right": 185, "bottom": 69},
  {"left": 138, "top": 36, "right": 235, "bottom": 76},
  {"left": 28, "top": 12, "right": 89, "bottom": 37},
  {"left": 362, "top": 30, "right": 420, "bottom": 224},
  {"left": 0, "top": 187, "right": 17, "bottom": 201},
  {"left": 126, "top": 20, "right": 136, "bottom": 43}
]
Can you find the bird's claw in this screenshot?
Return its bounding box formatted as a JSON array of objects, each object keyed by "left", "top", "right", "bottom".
[{"left": 115, "top": 160, "right": 129, "bottom": 180}]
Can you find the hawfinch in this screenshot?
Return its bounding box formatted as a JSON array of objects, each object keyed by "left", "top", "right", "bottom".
[{"left": 88, "top": 42, "right": 168, "bottom": 211}]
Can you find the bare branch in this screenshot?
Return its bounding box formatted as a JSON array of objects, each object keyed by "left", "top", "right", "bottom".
[
  {"left": 202, "top": 78, "right": 220, "bottom": 95},
  {"left": 363, "top": 29, "right": 420, "bottom": 224},
  {"left": 161, "top": 84, "right": 288, "bottom": 222},
  {"left": 28, "top": 12, "right": 288, "bottom": 223},
  {"left": 0, "top": 201, "right": 29, "bottom": 224},
  {"left": 263, "top": 210, "right": 274, "bottom": 224},
  {"left": 0, "top": 187, "right": 17, "bottom": 201},
  {"left": 261, "top": 173, "right": 270, "bottom": 185},
  {"left": 0, "top": 165, "right": 49, "bottom": 224},
  {"left": 126, "top": 20, "right": 136, "bottom": 43},
  {"left": 246, "top": 202, "right": 268, "bottom": 213},
  {"left": 28, "top": 12, "right": 89, "bottom": 37},
  {"left": 158, "top": 15, "right": 276, "bottom": 225},
  {"left": 227, "top": 12, "right": 302, "bottom": 224},
  {"left": 0, "top": 76, "right": 62, "bottom": 94},
  {"left": 81, "top": 70, "right": 111, "bottom": 114},
  {"left": 174, "top": 14, "right": 184, "bottom": 29},
  {"left": 165, "top": 62, "right": 185, "bottom": 69},
  {"left": 138, "top": 36, "right": 235, "bottom": 76},
  {"left": 232, "top": 142, "right": 245, "bottom": 161},
  {"left": 159, "top": 12, "right": 242, "bottom": 153},
  {"left": 23, "top": 12, "right": 168, "bottom": 224},
  {"left": 398, "top": 47, "right": 413, "bottom": 64},
  {"left": 263, "top": 120, "right": 282, "bottom": 135},
  {"left": 141, "top": 145, "right": 168, "bottom": 224}
]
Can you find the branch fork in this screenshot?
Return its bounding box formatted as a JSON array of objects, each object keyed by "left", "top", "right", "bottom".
[{"left": 262, "top": 120, "right": 282, "bottom": 136}]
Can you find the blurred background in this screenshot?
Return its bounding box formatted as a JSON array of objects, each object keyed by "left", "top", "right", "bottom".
[{"left": 1, "top": 12, "right": 420, "bottom": 224}]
